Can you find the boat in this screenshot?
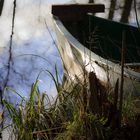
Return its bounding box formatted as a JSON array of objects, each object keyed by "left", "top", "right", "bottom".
[{"left": 51, "top": 4, "right": 140, "bottom": 95}]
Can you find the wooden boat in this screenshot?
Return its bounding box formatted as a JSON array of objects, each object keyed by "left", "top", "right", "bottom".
[{"left": 52, "top": 4, "right": 140, "bottom": 95}]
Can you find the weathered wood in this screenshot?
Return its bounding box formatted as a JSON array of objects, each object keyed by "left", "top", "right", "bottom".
[{"left": 52, "top": 4, "right": 105, "bottom": 21}]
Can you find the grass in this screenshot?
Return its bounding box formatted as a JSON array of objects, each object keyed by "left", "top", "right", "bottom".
[{"left": 1, "top": 69, "right": 140, "bottom": 140}]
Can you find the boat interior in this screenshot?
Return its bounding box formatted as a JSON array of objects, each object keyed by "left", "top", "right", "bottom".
[{"left": 64, "top": 16, "right": 140, "bottom": 62}]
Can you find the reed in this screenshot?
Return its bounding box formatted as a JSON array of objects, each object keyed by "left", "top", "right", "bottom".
[{"left": 2, "top": 69, "right": 140, "bottom": 140}]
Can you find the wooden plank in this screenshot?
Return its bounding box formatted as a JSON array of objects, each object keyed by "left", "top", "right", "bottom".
[{"left": 52, "top": 4, "right": 105, "bottom": 21}]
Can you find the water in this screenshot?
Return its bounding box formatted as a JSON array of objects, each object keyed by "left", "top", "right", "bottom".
[
  {"left": 0, "top": 0, "right": 140, "bottom": 139},
  {"left": 0, "top": 0, "right": 71, "bottom": 102},
  {"left": 0, "top": 0, "right": 139, "bottom": 103}
]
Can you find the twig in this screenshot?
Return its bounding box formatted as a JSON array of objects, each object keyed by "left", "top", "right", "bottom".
[
  {"left": 119, "top": 30, "right": 126, "bottom": 128},
  {"left": 3, "top": 0, "right": 16, "bottom": 89},
  {"left": 0, "top": 0, "right": 16, "bottom": 139}
]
